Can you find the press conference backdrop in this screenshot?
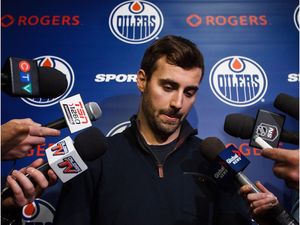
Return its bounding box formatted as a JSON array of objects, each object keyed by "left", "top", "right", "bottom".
[{"left": 1, "top": 0, "right": 299, "bottom": 223}]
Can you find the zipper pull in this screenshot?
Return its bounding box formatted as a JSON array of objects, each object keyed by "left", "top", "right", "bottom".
[{"left": 157, "top": 164, "right": 164, "bottom": 178}]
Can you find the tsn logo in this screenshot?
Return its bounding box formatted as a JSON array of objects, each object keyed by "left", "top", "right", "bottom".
[{"left": 288, "top": 73, "right": 299, "bottom": 82}]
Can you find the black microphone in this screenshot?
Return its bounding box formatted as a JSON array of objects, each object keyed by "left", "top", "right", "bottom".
[
  {"left": 45, "top": 102, "right": 102, "bottom": 130},
  {"left": 1, "top": 127, "right": 108, "bottom": 200},
  {"left": 1, "top": 57, "right": 68, "bottom": 98},
  {"left": 224, "top": 113, "right": 299, "bottom": 145},
  {"left": 200, "top": 137, "right": 299, "bottom": 225},
  {"left": 274, "top": 93, "right": 299, "bottom": 120}
]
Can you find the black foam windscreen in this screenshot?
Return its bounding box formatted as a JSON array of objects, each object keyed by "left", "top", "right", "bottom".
[
  {"left": 224, "top": 113, "right": 255, "bottom": 139},
  {"left": 74, "top": 127, "right": 108, "bottom": 161},
  {"left": 274, "top": 93, "right": 299, "bottom": 120},
  {"left": 199, "top": 137, "right": 225, "bottom": 160},
  {"left": 38, "top": 67, "right": 68, "bottom": 98}
]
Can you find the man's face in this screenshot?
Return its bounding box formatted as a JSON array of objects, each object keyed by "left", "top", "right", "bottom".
[{"left": 138, "top": 57, "right": 202, "bottom": 136}]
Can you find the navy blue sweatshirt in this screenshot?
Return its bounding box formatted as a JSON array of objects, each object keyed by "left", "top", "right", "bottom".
[{"left": 54, "top": 116, "right": 251, "bottom": 225}]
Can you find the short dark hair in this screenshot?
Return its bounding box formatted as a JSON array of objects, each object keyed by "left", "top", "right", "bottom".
[{"left": 140, "top": 35, "right": 204, "bottom": 81}]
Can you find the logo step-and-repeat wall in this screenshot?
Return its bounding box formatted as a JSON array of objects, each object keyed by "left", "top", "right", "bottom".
[{"left": 2, "top": 0, "right": 299, "bottom": 223}]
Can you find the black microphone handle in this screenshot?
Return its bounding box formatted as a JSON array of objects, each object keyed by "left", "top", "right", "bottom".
[
  {"left": 1, "top": 163, "right": 50, "bottom": 200},
  {"left": 44, "top": 117, "right": 68, "bottom": 130},
  {"left": 281, "top": 129, "right": 299, "bottom": 146},
  {"left": 236, "top": 172, "right": 298, "bottom": 225}
]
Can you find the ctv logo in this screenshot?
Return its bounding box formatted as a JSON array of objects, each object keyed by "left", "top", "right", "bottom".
[
  {"left": 18, "top": 60, "right": 33, "bottom": 94},
  {"left": 209, "top": 56, "right": 268, "bottom": 107},
  {"left": 256, "top": 123, "right": 278, "bottom": 141},
  {"left": 109, "top": 0, "right": 164, "bottom": 44},
  {"left": 58, "top": 156, "right": 82, "bottom": 174},
  {"left": 21, "top": 56, "right": 75, "bottom": 107}
]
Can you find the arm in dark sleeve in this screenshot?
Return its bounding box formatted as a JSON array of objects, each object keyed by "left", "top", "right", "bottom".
[
  {"left": 53, "top": 157, "right": 103, "bottom": 225},
  {"left": 212, "top": 181, "right": 252, "bottom": 225}
]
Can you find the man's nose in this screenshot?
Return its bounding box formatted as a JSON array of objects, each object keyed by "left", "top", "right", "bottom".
[{"left": 170, "top": 92, "right": 183, "bottom": 109}]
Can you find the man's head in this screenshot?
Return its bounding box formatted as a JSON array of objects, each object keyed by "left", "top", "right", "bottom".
[
  {"left": 137, "top": 35, "right": 204, "bottom": 143},
  {"left": 140, "top": 35, "right": 204, "bottom": 81}
]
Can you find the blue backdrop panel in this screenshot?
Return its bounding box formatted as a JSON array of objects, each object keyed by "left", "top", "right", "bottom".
[{"left": 1, "top": 0, "right": 299, "bottom": 223}]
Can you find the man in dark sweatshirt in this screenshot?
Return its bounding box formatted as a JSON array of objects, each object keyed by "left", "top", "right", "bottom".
[{"left": 53, "top": 35, "right": 252, "bottom": 225}]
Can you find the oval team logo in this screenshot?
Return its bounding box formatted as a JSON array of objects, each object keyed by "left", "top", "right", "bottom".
[
  {"left": 21, "top": 55, "right": 75, "bottom": 107},
  {"left": 109, "top": 0, "right": 164, "bottom": 44},
  {"left": 22, "top": 198, "right": 55, "bottom": 224},
  {"left": 209, "top": 56, "right": 268, "bottom": 107},
  {"left": 106, "top": 121, "right": 131, "bottom": 137},
  {"left": 294, "top": 5, "right": 299, "bottom": 30}
]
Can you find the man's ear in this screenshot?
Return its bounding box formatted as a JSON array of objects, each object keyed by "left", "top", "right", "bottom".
[{"left": 137, "top": 69, "right": 146, "bottom": 92}]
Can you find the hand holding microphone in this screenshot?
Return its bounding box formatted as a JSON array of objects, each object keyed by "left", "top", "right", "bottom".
[
  {"left": 200, "top": 137, "right": 299, "bottom": 225},
  {"left": 240, "top": 181, "right": 279, "bottom": 225},
  {"left": 1, "top": 127, "right": 108, "bottom": 204},
  {"left": 2, "top": 158, "right": 58, "bottom": 209}
]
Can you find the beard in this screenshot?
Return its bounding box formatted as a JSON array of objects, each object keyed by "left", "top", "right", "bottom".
[{"left": 141, "top": 91, "right": 183, "bottom": 136}]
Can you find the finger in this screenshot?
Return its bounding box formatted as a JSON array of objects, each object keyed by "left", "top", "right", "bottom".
[
  {"left": 7, "top": 172, "right": 35, "bottom": 206},
  {"left": 272, "top": 164, "right": 288, "bottom": 179},
  {"left": 247, "top": 192, "right": 270, "bottom": 202},
  {"left": 26, "top": 167, "right": 49, "bottom": 189},
  {"left": 21, "top": 136, "right": 46, "bottom": 146},
  {"left": 29, "top": 126, "right": 60, "bottom": 137},
  {"left": 261, "top": 148, "right": 292, "bottom": 163},
  {"left": 240, "top": 184, "right": 253, "bottom": 195},
  {"left": 29, "top": 158, "right": 45, "bottom": 168},
  {"left": 19, "top": 158, "right": 45, "bottom": 177},
  {"left": 6, "top": 175, "right": 27, "bottom": 207},
  {"left": 250, "top": 194, "right": 277, "bottom": 208},
  {"left": 255, "top": 181, "right": 271, "bottom": 194},
  {"left": 47, "top": 169, "right": 58, "bottom": 186},
  {"left": 18, "top": 118, "right": 41, "bottom": 127},
  {"left": 252, "top": 198, "right": 278, "bottom": 215}
]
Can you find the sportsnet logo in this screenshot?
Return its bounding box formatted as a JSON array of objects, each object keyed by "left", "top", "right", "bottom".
[
  {"left": 109, "top": 0, "right": 164, "bottom": 44},
  {"left": 50, "top": 140, "right": 69, "bottom": 156},
  {"left": 209, "top": 56, "right": 268, "bottom": 107},
  {"left": 58, "top": 156, "right": 83, "bottom": 174},
  {"left": 256, "top": 123, "right": 279, "bottom": 142},
  {"left": 21, "top": 56, "right": 75, "bottom": 107}
]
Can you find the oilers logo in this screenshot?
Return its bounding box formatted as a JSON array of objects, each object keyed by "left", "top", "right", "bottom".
[
  {"left": 22, "top": 198, "right": 55, "bottom": 224},
  {"left": 21, "top": 56, "right": 75, "bottom": 107},
  {"left": 109, "top": 1, "right": 164, "bottom": 44},
  {"left": 294, "top": 5, "right": 299, "bottom": 30},
  {"left": 209, "top": 56, "right": 268, "bottom": 107},
  {"left": 107, "top": 121, "right": 131, "bottom": 137}
]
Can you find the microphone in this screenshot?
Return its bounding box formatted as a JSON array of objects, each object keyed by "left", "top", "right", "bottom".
[
  {"left": 1, "top": 57, "right": 68, "bottom": 98},
  {"left": 224, "top": 113, "right": 299, "bottom": 145},
  {"left": 45, "top": 102, "right": 102, "bottom": 130},
  {"left": 200, "top": 137, "right": 299, "bottom": 225},
  {"left": 1, "top": 127, "right": 108, "bottom": 199},
  {"left": 274, "top": 93, "right": 299, "bottom": 120}
]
